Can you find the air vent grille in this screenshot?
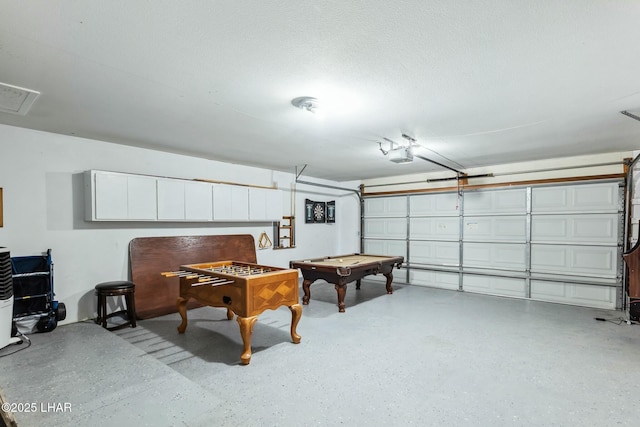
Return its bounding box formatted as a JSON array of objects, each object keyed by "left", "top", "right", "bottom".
[{"left": 0, "top": 82, "right": 40, "bottom": 115}]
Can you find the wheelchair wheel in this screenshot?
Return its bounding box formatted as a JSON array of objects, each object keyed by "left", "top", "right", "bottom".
[
  {"left": 55, "top": 302, "right": 67, "bottom": 321},
  {"left": 37, "top": 314, "right": 58, "bottom": 333}
]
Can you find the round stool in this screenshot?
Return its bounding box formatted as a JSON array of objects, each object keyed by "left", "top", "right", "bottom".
[{"left": 95, "top": 281, "right": 137, "bottom": 331}]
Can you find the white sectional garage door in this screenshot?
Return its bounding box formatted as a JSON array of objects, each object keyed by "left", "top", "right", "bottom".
[{"left": 363, "top": 181, "right": 624, "bottom": 309}]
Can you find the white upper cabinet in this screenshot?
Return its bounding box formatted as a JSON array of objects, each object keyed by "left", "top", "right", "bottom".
[
  {"left": 90, "top": 171, "right": 127, "bottom": 220},
  {"left": 248, "top": 187, "right": 282, "bottom": 220},
  {"left": 157, "top": 179, "right": 213, "bottom": 221},
  {"left": 85, "top": 170, "right": 156, "bottom": 221},
  {"left": 157, "top": 178, "right": 185, "bottom": 220},
  {"left": 212, "top": 184, "right": 249, "bottom": 221},
  {"left": 127, "top": 175, "right": 158, "bottom": 220},
  {"left": 85, "top": 170, "right": 274, "bottom": 223},
  {"left": 184, "top": 181, "right": 213, "bottom": 221}
]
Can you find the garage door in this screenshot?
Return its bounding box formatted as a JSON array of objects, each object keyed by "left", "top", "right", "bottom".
[{"left": 363, "top": 180, "right": 623, "bottom": 309}]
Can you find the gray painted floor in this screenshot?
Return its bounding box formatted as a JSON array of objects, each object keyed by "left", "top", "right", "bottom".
[{"left": 1, "top": 282, "right": 639, "bottom": 427}]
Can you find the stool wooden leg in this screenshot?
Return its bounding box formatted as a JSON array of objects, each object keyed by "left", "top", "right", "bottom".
[
  {"left": 126, "top": 292, "right": 137, "bottom": 328},
  {"left": 95, "top": 295, "right": 99, "bottom": 325},
  {"left": 98, "top": 294, "right": 107, "bottom": 328}
]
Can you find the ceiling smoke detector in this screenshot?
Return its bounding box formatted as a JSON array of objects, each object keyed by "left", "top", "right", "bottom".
[
  {"left": 0, "top": 82, "right": 40, "bottom": 115},
  {"left": 291, "top": 96, "right": 320, "bottom": 113}
]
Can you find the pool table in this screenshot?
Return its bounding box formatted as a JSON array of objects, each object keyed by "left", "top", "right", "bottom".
[{"left": 289, "top": 253, "right": 404, "bottom": 312}]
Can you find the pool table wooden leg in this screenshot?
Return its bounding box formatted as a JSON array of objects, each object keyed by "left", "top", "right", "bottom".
[
  {"left": 383, "top": 272, "right": 394, "bottom": 294},
  {"left": 289, "top": 304, "right": 302, "bottom": 343},
  {"left": 177, "top": 296, "right": 189, "bottom": 333},
  {"left": 237, "top": 315, "right": 258, "bottom": 365},
  {"left": 302, "top": 279, "right": 314, "bottom": 305},
  {"left": 355, "top": 279, "right": 362, "bottom": 290},
  {"left": 335, "top": 282, "right": 347, "bottom": 312}
]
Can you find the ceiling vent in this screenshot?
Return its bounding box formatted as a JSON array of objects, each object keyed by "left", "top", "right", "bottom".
[{"left": 0, "top": 82, "right": 40, "bottom": 115}]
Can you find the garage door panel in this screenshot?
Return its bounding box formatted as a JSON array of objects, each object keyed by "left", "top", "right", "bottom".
[
  {"left": 532, "top": 183, "right": 619, "bottom": 213},
  {"left": 463, "top": 275, "right": 526, "bottom": 297},
  {"left": 464, "top": 188, "right": 527, "bottom": 214},
  {"left": 530, "top": 280, "right": 617, "bottom": 309},
  {"left": 531, "top": 214, "right": 618, "bottom": 244},
  {"left": 410, "top": 270, "right": 459, "bottom": 290},
  {"left": 531, "top": 244, "right": 617, "bottom": 278},
  {"left": 410, "top": 193, "right": 459, "bottom": 216},
  {"left": 464, "top": 216, "right": 526, "bottom": 242},
  {"left": 409, "top": 240, "right": 459, "bottom": 265},
  {"left": 463, "top": 242, "right": 526, "bottom": 270},
  {"left": 364, "top": 197, "right": 407, "bottom": 217},
  {"left": 364, "top": 218, "right": 406, "bottom": 239},
  {"left": 364, "top": 239, "right": 407, "bottom": 258},
  {"left": 410, "top": 217, "right": 459, "bottom": 240}
]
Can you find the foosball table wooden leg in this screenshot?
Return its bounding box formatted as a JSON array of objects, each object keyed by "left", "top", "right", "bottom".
[
  {"left": 226, "top": 307, "right": 234, "bottom": 320},
  {"left": 237, "top": 315, "right": 258, "bottom": 365},
  {"left": 289, "top": 304, "right": 302, "bottom": 344},
  {"left": 177, "top": 297, "right": 189, "bottom": 333}
]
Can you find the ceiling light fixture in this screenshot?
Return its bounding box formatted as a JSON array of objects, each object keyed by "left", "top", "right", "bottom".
[{"left": 291, "top": 96, "right": 320, "bottom": 113}]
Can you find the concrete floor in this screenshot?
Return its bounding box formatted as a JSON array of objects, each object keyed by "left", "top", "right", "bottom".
[{"left": 1, "top": 282, "right": 639, "bottom": 427}]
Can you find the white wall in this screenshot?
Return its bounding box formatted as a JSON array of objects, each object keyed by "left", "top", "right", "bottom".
[{"left": 0, "top": 124, "right": 360, "bottom": 324}]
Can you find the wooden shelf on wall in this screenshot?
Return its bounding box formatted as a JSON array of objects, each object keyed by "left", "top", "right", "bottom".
[{"left": 273, "top": 216, "right": 295, "bottom": 250}]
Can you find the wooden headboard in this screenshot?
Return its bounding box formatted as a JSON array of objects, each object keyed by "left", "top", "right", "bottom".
[{"left": 129, "top": 234, "right": 257, "bottom": 319}]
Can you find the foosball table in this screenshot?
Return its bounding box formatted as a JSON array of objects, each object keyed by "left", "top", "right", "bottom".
[{"left": 162, "top": 260, "right": 301, "bottom": 365}]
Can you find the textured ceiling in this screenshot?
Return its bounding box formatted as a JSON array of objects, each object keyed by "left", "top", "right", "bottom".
[{"left": 1, "top": 1, "right": 640, "bottom": 181}]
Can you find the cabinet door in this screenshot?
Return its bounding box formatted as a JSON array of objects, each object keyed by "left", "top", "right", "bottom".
[
  {"left": 249, "top": 187, "right": 283, "bottom": 220},
  {"left": 185, "top": 181, "right": 213, "bottom": 221},
  {"left": 266, "top": 189, "right": 283, "bottom": 220},
  {"left": 127, "top": 175, "right": 157, "bottom": 220},
  {"left": 248, "top": 187, "right": 268, "bottom": 220},
  {"left": 87, "top": 171, "right": 157, "bottom": 221},
  {"left": 94, "top": 172, "right": 128, "bottom": 220},
  {"left": 157, "top": 178, "right": 185, "bottom": 220},
  {"left": 213, "top": 184, "right": 249, "bottom": 220}
]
